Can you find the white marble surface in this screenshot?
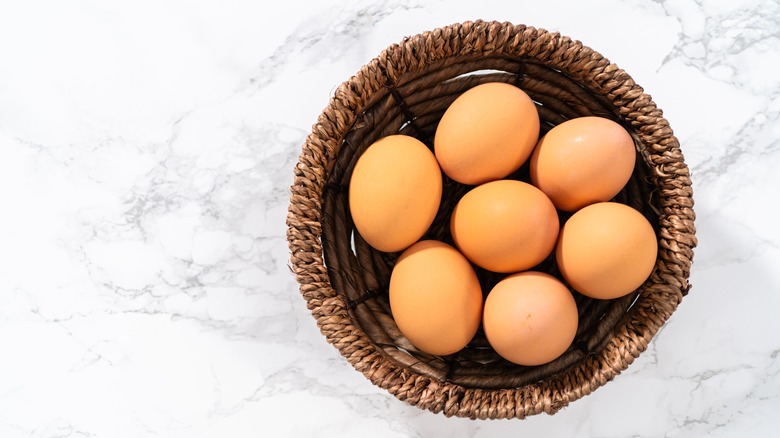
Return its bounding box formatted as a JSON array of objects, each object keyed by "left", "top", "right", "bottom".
[{"left": 1, "top": 0, "right": 778, "bottom": 436}]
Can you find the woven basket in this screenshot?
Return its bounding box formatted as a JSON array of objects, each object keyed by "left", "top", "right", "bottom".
[{"left": 286, "top": 20, "right": 696, "bottom": 419}]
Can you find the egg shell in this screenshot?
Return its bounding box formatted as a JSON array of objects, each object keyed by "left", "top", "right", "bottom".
[
  {"left": 434, "top": 82, "right": 540, "bottom": 185},
  {"left": 556, "top": 202, "right": 658, "bottom": 300},
  {"left": 530, "top": 116, "right": 636, "bottom": 212},
  {"left": 389, "top": 240, "right": 483, "bottom": 356},
  {"left": 450, "top": 180, "right": 559, "bottom": 273},
  {"left": 349, "top": 135, "right": 442, "bottom": 253},
  {"left": 483, "top": 271, "right": 579, "bottom": 366}
]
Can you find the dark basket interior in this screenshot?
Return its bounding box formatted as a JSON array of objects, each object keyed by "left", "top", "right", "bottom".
[{"left": 322, "top": 59, "right": 662, "bottom": 389}]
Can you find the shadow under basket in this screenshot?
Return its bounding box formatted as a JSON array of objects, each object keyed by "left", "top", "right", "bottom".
[{"left": 286, "top": 20, "right": 697, "bottom": 420}]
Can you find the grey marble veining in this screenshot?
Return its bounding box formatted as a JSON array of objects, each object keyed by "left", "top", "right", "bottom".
[{"left": 1, "top": 0, "right": 778, "bottom": 436}]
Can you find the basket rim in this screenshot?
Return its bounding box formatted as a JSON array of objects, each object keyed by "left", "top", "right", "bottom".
[{"left": 286, "top": 20, "right": 696, "bottom": 420}]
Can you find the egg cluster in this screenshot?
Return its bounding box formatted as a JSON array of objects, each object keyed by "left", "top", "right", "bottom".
[{"left": 348, "top": 82, "right": 658, "bottom": 366}]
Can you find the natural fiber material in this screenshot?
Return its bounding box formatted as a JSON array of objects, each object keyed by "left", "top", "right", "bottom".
[{"left": 286, "top": 21, "right": 697, "bottom": 419}]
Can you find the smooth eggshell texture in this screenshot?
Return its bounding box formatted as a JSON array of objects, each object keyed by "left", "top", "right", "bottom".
[
  {"left": 450, "top": 180, "right": 559, "bottom": 273},
  {"left": 349, "top": 135, "right": 442, "bottom": 253},
  {"left": 434, "top": 82, "right": 540, "bottom": 185},
  {"left": 483, "top": 271, "right": 578, "bottom": 366},
  {"left": 556, "top": 202, "right": 658, "bottom": 300},
  {"left": 389, "top": 240, "right": 483, "bottom": 356},
  {"left": 530, "top": 116, "right": 636, "bottom": 212}
]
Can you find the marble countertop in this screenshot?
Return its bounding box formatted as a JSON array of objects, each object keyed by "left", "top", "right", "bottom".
[{"left": 1, "top": 0, "right": 778, "bottom": 436}]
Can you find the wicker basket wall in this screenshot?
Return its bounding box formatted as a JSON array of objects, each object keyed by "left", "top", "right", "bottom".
[{"left": 286, "top": 20, "right": 697, "bottom": 419}]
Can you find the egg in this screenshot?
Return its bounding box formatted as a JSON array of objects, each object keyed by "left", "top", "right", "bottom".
[
  {"left": 349, "top": 135, "right": 442, "bottom": 252},
  {"left": 389, "top": 240, "right": 483, "bottom": 356},
  {"left": 450, "top": 180, "right": 559, "bottom": 273},
  {"left": 530, "top": 116, "right": 636, "bottom": 212},
  {"left": 483, "top": 271, "right": 578, "bottom": 366},
  {"left": 434, "top": 82, "right": 540, "bottom": 185},
  {"left": 556, "top": 202, "right": 658, "bottom": 300}
]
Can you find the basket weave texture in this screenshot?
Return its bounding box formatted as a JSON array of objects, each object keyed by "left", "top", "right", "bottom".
[{"left": 286, "top": 20, "right": 697, "bottom": 419}]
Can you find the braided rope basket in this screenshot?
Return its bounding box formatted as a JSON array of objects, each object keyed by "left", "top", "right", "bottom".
[{"left": 287, "top": 21, "right": 696, "bottom": 419}]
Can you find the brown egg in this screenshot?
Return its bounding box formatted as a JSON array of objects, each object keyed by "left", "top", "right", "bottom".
[
  {"left": 434, "top": 82, "right": 540, "bottom": 185},
  {"left": 389, "top": 240, "right": 483, "bottom": 356},
  {"left": 450, "top": 180, "right": 559, "bottom": 273},
  {"left": 530, "top": 116, "right": 636, "bottom": 212},
  {"left": 556, "top": 202, "right": 658, "bottom": 300},
  {"left": 349, "top": 135, "right": 442, "bottom": 253},
  {"left": 483, "top": 271, "right": 578, "bottom": 366}
]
